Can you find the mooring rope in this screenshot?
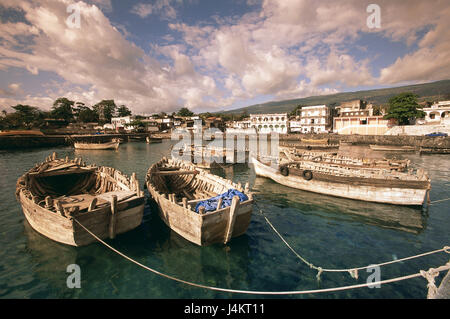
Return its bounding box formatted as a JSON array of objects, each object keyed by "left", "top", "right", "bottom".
[
  {"left": 258, "top": 209, "right": 449, "bottom": 281},
  {"left": 429, "top": 197, "right": 450, "bottom": 204},
  {"left": 73, "top": 218, "right": 450, "bottom": 296}
]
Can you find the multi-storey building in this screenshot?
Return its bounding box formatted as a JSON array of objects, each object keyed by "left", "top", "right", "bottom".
[
  {"left": 333, "top": 100, "right": 391, "bottom": 135},
  {"left": 249, "top": 113, "right": 289, "bottom": 134},
  {"left": 422, "top": 101, "right": 450, "bottom": 124},
  {"left": 297, "top": 105, "right": 332, "bottom": 133}
]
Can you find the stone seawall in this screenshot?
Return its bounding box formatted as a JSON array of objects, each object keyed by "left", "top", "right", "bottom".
[{"left": 0, "top": 135, "right": 68, "bottom": 150}]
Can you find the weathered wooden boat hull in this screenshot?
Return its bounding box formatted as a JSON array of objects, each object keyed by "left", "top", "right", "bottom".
[
  {"left": 146, "top": 158, "right": 253, "bottom": 246},
  {"left": 19, "top": 191, "right": 144, "bottom": 246},
  {"left": 369, "top": 145, "right": 416, "bottom": 152},
  {"left": 252, "top": 157, "right": 428, "bottom": 206},
  {"left": 301, "top": 138, "right": 329, "bottom": 144},
  {"left": 74, "top": 141, "right": 119, "bottom": 150},
  {"left": 419, "top": 147, "right": 450, "bottom": 155},
  {"left": 16, "top": 153, "right": 144, "bottom": 246},
  {"left": 146, "top": 136, "right": 163, "bottom": 143},
  {"left": 150, "top": 190, "right": 253, "bottom": 246}
]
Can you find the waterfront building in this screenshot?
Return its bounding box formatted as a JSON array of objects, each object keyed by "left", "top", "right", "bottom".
[
  {"left": 204, "top": 117, "right": 226, "bottom": 131},
  {"left": 289, "top": 120, "right": 303, "bottom": 133},
  {"left": 226, "top": 120, "right": 255, "bottom": 134},
  {"left": 333, "top": 100, "right": 391, "bottom": 135},
  {"left": 111, "top": 116, "right": 134, "bottom": 131},
  {"left": 249, "top": 113, "right": 289, "bottom": 134},
  {"left": 422, "top": 101, "right": 450, "bottom": 124},
  {"left": 297, "top": 105, "right": 332, "bottom": 133}
]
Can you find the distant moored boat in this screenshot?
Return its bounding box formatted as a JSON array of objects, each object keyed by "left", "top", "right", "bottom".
[
  {"left": 369, "top": 144, "right": 416, "bottom": 152},
  {"left": 74, "top": 140, "right": 120, "bottom": 150}
]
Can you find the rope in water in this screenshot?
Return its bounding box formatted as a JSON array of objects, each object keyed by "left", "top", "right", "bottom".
[
  {"left": 73, "top": 218, "right": 450, "bottom": 296},
  {"left": 259, "top": 209, "right": 449, "bottom": 280},
  {"left": 429, "top": 197, "right": 450, "bottom": 204}
]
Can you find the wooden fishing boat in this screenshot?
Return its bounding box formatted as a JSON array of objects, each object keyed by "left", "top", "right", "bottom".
[
  {"left": 74, "top": 140, "right": 119, "bottom": 150},
  {"left": 146, "top": 157, "right": 253, "bottom": 246},
  {"left": 369, "top": 144, "right": 416, "bottom": 152},
  {"left": 419, "top": 147, "right": 450, "bottom": 155},
  {"left": 252, "top": 156, "right": 430, "bottom": 206},
  {"left": 281, "top": 142, "right": 339, "bottom": 151},
  {"left": 301, "top": 138, "right": 329, "bottom": 144},
  {"left": 146, "top": 136, "right": 163, "bottom": 144},
  {"left": 171, "top": 143, "right": 236, "bottom": 168},
  {"left": 279, "top": 147, "right": 410, "bottom": 171},
  {"left": 16, "top": 153, "right": 145, "bottom": 246}
]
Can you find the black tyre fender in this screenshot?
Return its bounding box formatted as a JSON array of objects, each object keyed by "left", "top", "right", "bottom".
[
  {"left": 302, "top": 170, "right": 313, "bottom": 181},
  {"left": 280, "top": 166, "right": 289, "bottom": 176}
]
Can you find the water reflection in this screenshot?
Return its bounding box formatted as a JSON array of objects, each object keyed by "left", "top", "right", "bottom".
[
  {"left": 252, "top": 177, "right": 427, "bottom": 234},
  {"left": 22, "top": 220, "right": 80, "bottom": 297}
]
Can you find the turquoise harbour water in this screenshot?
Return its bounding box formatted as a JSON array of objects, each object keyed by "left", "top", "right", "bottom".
[{"left": 0, "top": 140, "right": 449, "bottom": 299}]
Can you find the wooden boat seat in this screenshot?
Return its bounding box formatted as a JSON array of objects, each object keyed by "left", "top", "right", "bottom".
[
  {"left": 58, "top": 191, "right": 136, "bottom": 212},
  {"left": 58, "top": 194, "right": 108, "bottom": 211}
]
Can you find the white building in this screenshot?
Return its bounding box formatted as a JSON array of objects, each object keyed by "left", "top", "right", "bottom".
[
  {"left": 289, "top": 120, "right": 303, "bottom": 133},
  {"left": 422, "top": 101, "right": 450, "bottom": 124},
  {"left": 249, "top": 113, "right": 289, "bottom": 134},
  {"left": 111, "top": 116, "right": 134, "bottom": 131},
  {"left": 298, "top": 105, "right": 332, "bottom": 133}
]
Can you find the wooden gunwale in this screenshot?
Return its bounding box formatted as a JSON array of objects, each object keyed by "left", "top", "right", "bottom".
[{"left": 286, "top": 166, "right": 430, "bottom": 189}]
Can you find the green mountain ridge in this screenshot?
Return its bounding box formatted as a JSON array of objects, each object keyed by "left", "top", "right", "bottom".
[{"left": 220, "top": 80, "right": 450, "bottom": 115}]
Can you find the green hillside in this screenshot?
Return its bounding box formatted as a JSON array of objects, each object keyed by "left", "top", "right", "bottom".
[{"left": 221, "top": 80, "right": 450, "bottom": 115}]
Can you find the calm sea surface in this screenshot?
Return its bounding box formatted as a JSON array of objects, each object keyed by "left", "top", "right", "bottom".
[{"left": 0, "top": 140, "right": 449, "bottom": 299}]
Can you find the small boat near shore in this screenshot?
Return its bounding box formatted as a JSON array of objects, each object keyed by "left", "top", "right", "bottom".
[
  {"left": 146, "top": 136, "right": 163, "bottom": 143},
  {"left": 281, "top": 142, "right": 339, "bottom": 151},
  {"left": 16, "top": 153, "right": 145, "bottom": 246},
  {"left": 300, "top": 138, "right": 329, "bottom": 144},
  {"left": 172, "top": 143, "right": 237, "bottom": 169},
  {"left": 252, "top": 156, "right": 430, "bottom": 206},
  {"left": 74, "top": 140, "right": 120, "bottom": 150},
  {"left": 419, "top": 147, "right": 450, "bottom": 155},
  {"left": 146, "top": 157, "right": 253, "bottom": 246},
  {"left": 369, "top": 144, "right": 416, "bottom": 152}
]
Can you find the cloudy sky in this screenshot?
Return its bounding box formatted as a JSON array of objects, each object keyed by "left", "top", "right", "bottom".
[{"left": 1, "top": 0, "right": 450, "bottom": 114}]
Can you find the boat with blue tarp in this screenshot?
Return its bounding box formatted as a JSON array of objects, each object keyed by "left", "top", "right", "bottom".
[{"left": 145, "top": 157, "right": 254, "bottom": 246}]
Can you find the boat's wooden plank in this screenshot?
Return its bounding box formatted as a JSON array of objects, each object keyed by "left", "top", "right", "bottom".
[
  {"left": 224, "top": 196, "right": 240, "bottom": 244},
  {"left": 152, "top": 170, "right": 199, "bottom": 176}
]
